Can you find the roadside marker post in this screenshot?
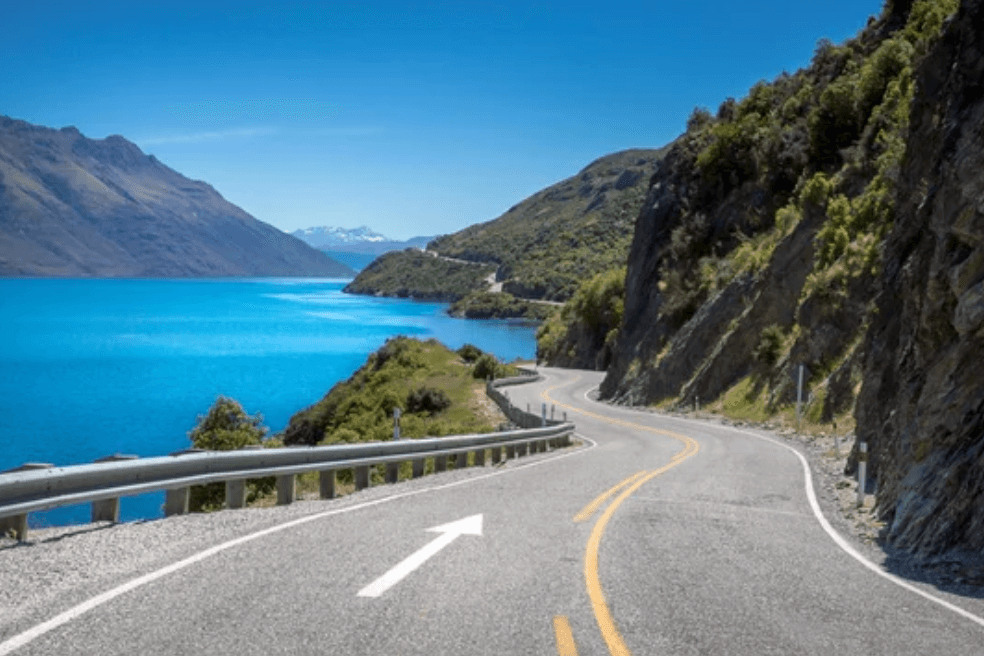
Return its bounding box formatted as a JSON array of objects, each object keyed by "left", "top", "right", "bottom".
[
  {"left": 796, "top": 364, "right": 805, "bottom": 431},
  {"left": 858, "top": 442, "right": 867, "bottom": 505}
]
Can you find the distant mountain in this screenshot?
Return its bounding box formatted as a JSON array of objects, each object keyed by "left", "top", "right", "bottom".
[
  {"left": 0, "top": 116, "right": 353, "bottom": 278},
  {"left": 345, "top": 148, "right": 666, "bottom": 301},
  {"left": 292, "top": 225, "right": 433, "bottom": 255}
]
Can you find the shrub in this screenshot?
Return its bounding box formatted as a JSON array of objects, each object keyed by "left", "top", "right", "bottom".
[
  {"left": 686, "top": 106, "right": 713, "bottom": 133},
  {"left": 188, "top": 396, "right": 267, "bottom": 450},
  {"left": 808, "top": 77, "right": 860, "bottom": 166},
  {"left": 472, "top": 353, "right": 500, "bottom": 380},
  {"left": 457, "top": 343, "right": 483, "bottom": 363},
  {"left": 186, "top": 396, "right": 271, "bottom": 511},
  {"left": 406, "top": 387, "right": 452, "bottom": 415},
  {"left": 754, "top": 325, "right": 785, "bottom": 367}
]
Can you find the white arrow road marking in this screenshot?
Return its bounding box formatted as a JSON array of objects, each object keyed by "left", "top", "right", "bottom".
[{"left": 357, "top": 514, "right": 483, "bottom": 598}]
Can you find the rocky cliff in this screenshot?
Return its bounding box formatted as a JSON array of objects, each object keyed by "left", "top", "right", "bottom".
[
  {"left": 0, "top": 116, "right": 352, "bottom": 278},
  {"left": 540, "top": 0, "right": 981, "bottom": 557},
  {"left": 854, "top": 0, "right": 984, "bottom": 556}
]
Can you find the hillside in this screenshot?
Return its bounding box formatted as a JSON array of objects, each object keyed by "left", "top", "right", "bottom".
[
  {"left": 281, "top": 337, "right": 515, "bottom": 447},
  {"left": 343, "top": 148, "right": 666, "bottom": 308},
  {"left": 0, "top": 116, "right": 353, "bottom": 278},
  {"left": 541, "top": 0, "right": 984, "bottom": 557}
]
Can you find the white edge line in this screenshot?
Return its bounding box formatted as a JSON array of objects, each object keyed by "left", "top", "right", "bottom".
[
  {"left": 580, "top": 385, "right": 984, "bottom": 630},
  {"left": 0, "top": 433, "right": 597, "bottom": 655}
]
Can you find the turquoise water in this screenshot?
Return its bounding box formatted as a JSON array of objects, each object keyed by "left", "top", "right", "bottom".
[{"left": 0, "top": 278, "right": 537, "bottom": 527}]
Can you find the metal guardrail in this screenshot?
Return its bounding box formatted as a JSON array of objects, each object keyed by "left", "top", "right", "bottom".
[{"left": 0, "top": 374, "right": 574, "bottom": 540}]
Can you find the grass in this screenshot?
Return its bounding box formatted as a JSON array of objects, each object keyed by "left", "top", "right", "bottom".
[{"left": 709, "top": 374, "right": 856, "bottom": 438}]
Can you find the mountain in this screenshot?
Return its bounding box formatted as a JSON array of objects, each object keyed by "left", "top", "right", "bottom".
[
  {"left": 541, "top": 0, "right": 982, "bottom": 557},
  {"left": 0, "top": 116, "right": 353, "bottom": 278},
  {"left": 292, "top": 225, "right": 433, "bottom": 254},
  {"left": 343, "top": 148, "right": 666, "bottom": 308}
]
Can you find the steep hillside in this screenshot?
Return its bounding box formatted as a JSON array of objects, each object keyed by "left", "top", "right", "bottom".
[
  {"left": 854, "top": 0, "right": 984, "bottom": 556},
  {"left": 344, "top": 148, "right": 665, "bottom": 308},
  {"left": 541, "top": 0, "right": 983, "bottom": 557},
  {"left": 0, "top": 116, "right": 352, "bottom": 278}
]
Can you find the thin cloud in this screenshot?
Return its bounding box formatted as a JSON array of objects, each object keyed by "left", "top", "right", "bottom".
[
  {"left": 137, "top": 126, "right": 279, "bottom": 145},
  {"left": 309, "top": 126, "right": 383, "bottom": 137}
]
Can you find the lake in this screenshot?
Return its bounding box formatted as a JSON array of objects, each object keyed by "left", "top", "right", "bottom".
[{"left": 0, "top": 278, "right": 538, "bottom": 527}]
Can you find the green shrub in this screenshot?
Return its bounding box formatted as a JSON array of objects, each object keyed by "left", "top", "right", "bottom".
[
  {"left": 406, "top": 387, "right": 452, "bottom": 415},
  {"left": 808, "top": 77, "right": 860, "bottom": 166},
  {"left": 856, "top": 37, "right": 913, "bottom": 123},
  {"left": 754, "top": 325, "right": 785, "bottom": 368},
  {"left": 457, "top": 343, "right": 483, "bottom": 363},
  {"left": 686, "top": 106, "right": 713, "bottom": 133},
  {"left": 186, "top": 396, "right": 272, "bottom": 512},
  {"left": 472, "top": 353, "right": 500, "bottom": 380}
]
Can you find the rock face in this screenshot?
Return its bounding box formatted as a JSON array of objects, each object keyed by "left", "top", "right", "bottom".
[
  {"left": 0, "top": 116, "right": 353, "bottom": 278},
  {"left": 855, "top": 0, "right": 984, "bottom": 556}
]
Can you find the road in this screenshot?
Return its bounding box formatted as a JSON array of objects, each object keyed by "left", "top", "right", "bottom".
[{"left": 2, "top": 368, "right": 983, "bottom": 655}]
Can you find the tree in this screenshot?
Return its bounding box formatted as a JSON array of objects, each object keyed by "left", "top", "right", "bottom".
[{"left": 187, "top": 396, "right": 270, "bottom": 511}]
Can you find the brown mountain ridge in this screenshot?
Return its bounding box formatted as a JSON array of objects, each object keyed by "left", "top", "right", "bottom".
[{"left": 0, "top": 115, "right": 352, "bottom": 278}]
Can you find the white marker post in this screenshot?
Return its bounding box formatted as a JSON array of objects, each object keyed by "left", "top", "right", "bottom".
[
  {"left": 541, "top": 403, "right": 547, "bottom": 427},
  {"left": 858, "top": 442, "right": 867, "bottom": 505},
  {"left": 796, "top": 364, "right": 805, "bottom": 431},
  {"left": 357, "top": 514, "right": 483, "bottom": 598}
]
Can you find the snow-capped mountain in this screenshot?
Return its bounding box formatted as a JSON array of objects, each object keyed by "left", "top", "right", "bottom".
[{"left": 290, "top": 225, "right": 389, "bottom": 248}]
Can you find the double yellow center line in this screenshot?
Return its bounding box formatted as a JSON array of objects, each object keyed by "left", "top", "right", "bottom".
[{"left": 544, "top": 383, "right": 701, "bottom": 656}]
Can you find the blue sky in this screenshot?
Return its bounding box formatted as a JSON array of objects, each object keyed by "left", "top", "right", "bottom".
[{"left": 3, "top": 1, "right": 884, "bottom": 239}]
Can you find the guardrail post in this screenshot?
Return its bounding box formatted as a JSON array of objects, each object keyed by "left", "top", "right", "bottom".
[
  {"left": 1, "top": 463, "right": 53, "bottom": 540},
  {"left": 277, "top": 474, "right": 296, "bottom": 505},
  {"left": 412, "top": 458, "right": 425, "bottom": 478},
  {"left": 517, "top": 442, "right": 528, "bottom": 457},
  {"left": 385, "top": 462, "right": 399, "bottom": 484},
  {"left": 355, "top": 466, "right": 370, "bottom": 490},
  {"left": 505, "top": 445, "right": 515, "bottom": 460},
  {"left": 435, "top": 455, "right": 447, "bottom": 472},
  {"left": 226, "top": 479, "right": 247, "bottom": 509},
  {"left": 165, "top": 488, "right": 190, "bottom": 516},
  {"left": 475, "top": 448, "right": 486, "bottom": 467},
  {"left": 456, "top": 452, "right": 469, "bottom": 469},
  {"left": 320, "top": 470, "right": 336, "bottom": 499},
  {"left": 0, "top": 514, "right": 28, "bottom": 541},
  {"left": 491, "top": 446, "right": 502, "bottom": 464},
  {"left": 92, "top": 498, "right": 120, "bottom": 523},
  {"left": 92, "top": 455, "right": 137, "bottom": 523}
]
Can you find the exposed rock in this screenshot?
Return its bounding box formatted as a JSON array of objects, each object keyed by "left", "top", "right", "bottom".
[{"left": 854, "top": 0, "right": 984, "bottom": 556}]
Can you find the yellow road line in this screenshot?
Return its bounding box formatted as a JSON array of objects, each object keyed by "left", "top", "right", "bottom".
[
  {"left": 573, "top": 471, "right": 648, "bottom": 523},
  {"left": 553, "top": 615, "right": 579, "bottom": 656},
  {"left": 542, "top": 382, "right": 701, "bottom": 656}
]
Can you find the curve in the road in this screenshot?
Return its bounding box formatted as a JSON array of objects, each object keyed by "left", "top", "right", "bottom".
[
  {"left": 563, "top": 383, "right": 984, "bottom": 636},
  {"left": 542, "top": 382, "right": 702, "bottom": 656}
]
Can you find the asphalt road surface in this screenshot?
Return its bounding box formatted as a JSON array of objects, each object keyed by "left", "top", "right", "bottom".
[{"left": 3, "top": 368, "right": 983, "bottom": 655}]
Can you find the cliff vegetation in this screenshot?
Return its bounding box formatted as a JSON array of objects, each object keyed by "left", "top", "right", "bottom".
[{"left": 540, "top": 0, "right": 982, "bottom": 558}]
